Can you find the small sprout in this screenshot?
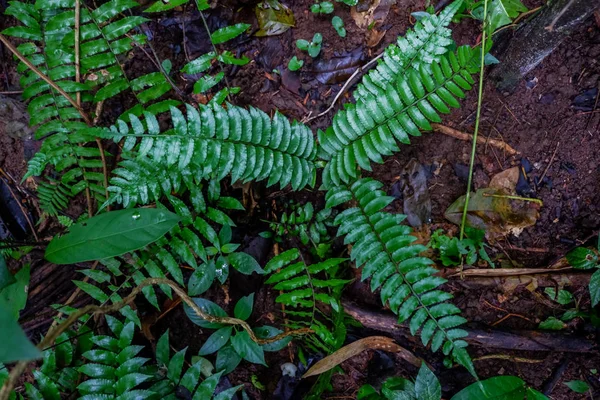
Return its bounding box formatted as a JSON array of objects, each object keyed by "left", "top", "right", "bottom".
[
  {"left": 288, "top": 56, "right": 304, "bottom": 71},
  {"left": 332, "top": 16, "right": 346, "bottom": 37},
  {"left": 310, "top": 1, "right": 334, "bottom": 14},
  {"left": 296, "top": 33, "right": 322, "bottom": 58}
]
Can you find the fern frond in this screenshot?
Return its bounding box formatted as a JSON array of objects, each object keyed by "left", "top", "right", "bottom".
[
  {"left": 100, "top": 103, "right": 317, "bottom": 207},
  {"left": 319, "top": 46, "right": 479, "bottom": 187},
  {"left": 264, "top": 249, "right": 348, "bottom": 351},
  {"left": 354, "top": 0, "right": 461, "bottom": 100},
  {"left": 325, "top": 178, "right": 476, "bottom": 376},
  {"left": 38, "top": 179, "right": 73, "bottom": 215}
]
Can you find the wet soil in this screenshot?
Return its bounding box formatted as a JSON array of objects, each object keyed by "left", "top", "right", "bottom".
[{"left": 1, "top": 0, "right": 600, "bottom": 398}]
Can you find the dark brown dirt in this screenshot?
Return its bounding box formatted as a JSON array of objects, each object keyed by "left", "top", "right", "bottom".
[{"left": 1, "top": 0, "right": 600, "bottom": 398}]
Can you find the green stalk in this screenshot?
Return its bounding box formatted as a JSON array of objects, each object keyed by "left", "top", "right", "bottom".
[{"left": 459, "top": 0, "right": 489, "bottom": 240}]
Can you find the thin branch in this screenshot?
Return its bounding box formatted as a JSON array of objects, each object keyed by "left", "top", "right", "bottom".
[
  {"left": 303, "top": 53, "right": 384, "bottom": 123},
  {"left": 0, "top": 278, "right": 312, "bottom": 399},
  {"left": 431, "top": 123, "right": 519, "bottom": 155},
  {"left": 0, "top": 33, "right": 91, "bottom": 125}
]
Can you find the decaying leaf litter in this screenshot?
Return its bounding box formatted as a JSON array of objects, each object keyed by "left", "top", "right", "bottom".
[{"left": 0, "top": 0, "right": 600, "bottom": 398}]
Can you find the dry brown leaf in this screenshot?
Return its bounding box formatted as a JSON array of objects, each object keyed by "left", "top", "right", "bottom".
[{"left": 302, "top": 336, "right": 419, "bottom": 378}]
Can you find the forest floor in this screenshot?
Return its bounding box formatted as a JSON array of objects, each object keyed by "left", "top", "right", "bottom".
[{"left": 1, "top": 0, "right": 600, "bottom": 398}]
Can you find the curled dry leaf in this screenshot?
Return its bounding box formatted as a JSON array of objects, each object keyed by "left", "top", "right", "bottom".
[{"left": 302, "top": 336, "right": 420, "bottom": 378}]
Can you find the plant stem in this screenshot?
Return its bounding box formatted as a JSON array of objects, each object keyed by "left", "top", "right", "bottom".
[{"left": 459, "top": 0, "right": 488, "bottom": 240}]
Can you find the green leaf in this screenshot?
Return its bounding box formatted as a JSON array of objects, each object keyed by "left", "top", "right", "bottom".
[
  {"left": 228, "top": 252, "right": 264, "bottom": 275},
  {"left": 0, "top": 264, "right": 30, "bottom": 319},
  {"left": 195, "top": 370, "right": 224, "bottom": 397},
  {"left": 145, "top": 0, "right": 189, "bottom": 12},
  {"left": 211, "top": 23, "right": 250, "bottom": 45},
  {"left": 0, "top": 305, "right": 41, "bottom": 363},
  {"left": 288, "top": 56, "right": 304, "bottom": 71},
  {"left": 0, "top": 255, "right": 15, "bottom": 291},
  {"left": 331, "top": 16, "right": 346, "bottom": 37},
  {"left": 167, "top": 348, "right": 187, "bottom": 383},
  {"left": 45, "top": 209, "right": 181, "bottom": 264},
  {"left": 182, "top": 52, "right": 216, "bottom": 74},
  {"left": 414, "top": 364, "right": 441, "bottom": 400},
  {"left": 199, "top": 327, "right": 233, "bottom": 356},
  {"left": 234, "top": 293, "right": 254, "bottom": 320},
  {"left": 450, "top": 376, "right": 526, "bottom": 400},
  {"left": 526, "top": 388, "right": 550, "bottom": 400},
  {"left": 589, "top": 269, "right": 600, "bottom": 308},
  {"left": 230, "top": 330, "right": 266, "bottom": 366},
  {"left": 538, "top": 316, "right": 566, "bottom": 331},
  {"left": 566, "top": 247, "right": 598, "bottom": 269},
  {"left": 188, "top": 262, "right": 216, "bottom": 296},
  {"left": 156, "top": 330, "right": 170, "bottom": 367},
  {"left": 216, "top": 345, "right": 242, "bottom": 374},
  {"left": 184, "top": 297, "right": 227, "bottom": 329},
  {"left": 484, "top": 0, "right": 528, "bottom": 34},
  {"left": 564, "top": 380, "right": 589, "bottom": 394},
  {"left": 193, "top": 72, "right": 224, "bottom": 94},
  {"left": 543, "top": 288, "right": 573, "bottom": 305}
]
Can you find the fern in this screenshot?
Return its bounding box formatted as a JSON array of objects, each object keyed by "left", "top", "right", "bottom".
[
  {"left": 37, "top": 179, "right": 73, "bottom": 216},
  {"left": 98, "top": 103, "right": 317, "bottom": 207},
  {"left": 325, "top": 178, "right": 476, "bottom": 376},
  {"left": 319, "top": 46, "right": 479, "bottom": 187},
  {"left": 354, "top": 0, "right": 461, "bottom": 100},
  {"left": 269, "top": 202, "right": 335, "bottom": 247},
  {"left": 264, "top": 249, "right": 348, "bottom": 352}
]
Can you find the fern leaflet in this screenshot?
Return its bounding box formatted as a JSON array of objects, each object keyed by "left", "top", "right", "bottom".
[
  {"left": 98, "top": 103, "right": 317, "bottom": 207},
  {"left": 319, "top": 46, "right": 479, "bottom": 187},
  {"left": 354, "top": 0, "right": 461, "bottom": 100},
  {"left": 325, "top": 178, "right": 476, "bottom": 376}
]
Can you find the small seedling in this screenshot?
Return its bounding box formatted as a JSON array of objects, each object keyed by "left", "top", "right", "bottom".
[
  {"left": 310, "top": 1, "right": 334, "bottom": 14},
  {"left": 296, "top": 33, "right": 323, "bottom": 58},
  {"left": 288, "top": 56, "right": 304, "bottom": 71},
  {"left": 332, "top": 16, "right": 346, "bottom": 37}
]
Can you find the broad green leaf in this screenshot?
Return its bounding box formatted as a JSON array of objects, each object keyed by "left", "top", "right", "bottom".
[
  {"left": 230, "top": 330, "right": 266, "bottom": 366},
  {"left": 485, "top": 0, "right": 528, "bottom": 34},
  {"left": 188, "top": 262, "right": 216, "bottom": 296},
  {"left": 543, "top": 288, "right": 573, "bottom": 305},
  {"left": 184, "top": 297, "right": 227, "bottom": 329},
  {"left": 210, "top": 23, "right": 250, "bottom": 45},
  {"left": 145, "top": 0, "right": 189, "bottom": 13},
  {"left": 450, "top": 376, "right": 526, "bottom": 399},
  {"left": 526, "top": 388, "right": 550, "bottom": 399},
  {"left": 215, "top": 345, "right": 242, "bottom": 375},
  {"left": 45, "top": 209, "right": 181, "bottom": 264},
  {"left": 167, "top": 348, "right": 187, "bottom": 383},
  {"left": 193, "top": 72, "right": 224, "bottom": 94},
  {"left": 228, "top": 252, "right": 264, "bottom": 275},
  {"left": 414, "top": 364, "right": 441, "bottom": 400},
  {"left": 0, "top": 264, "right": 30, "bottom": 319},
  {"left": 538, "top": 316, "right": 566, "bottom": 331},
  {"left": 182, "top": 52, "right": 216, "bottom": 74},
  {"left": 564, "top": 380, "right": 589, "bottom": 394},
  {"left": 199, "top": 327, "right": 232, "bottom": 356},
  {"left": 233, "top": 293, "right": 254, "bottom": 320},
  {"left": 590, "top": 270, "right": 600, "bottom": 307},
  {"left": 156, "top": 330, "right": 170, "bottom": 367},
  {"left": 566, "top": 247, "right": 598, "bottom": 269},
  {"left": 0, "top": 254, "right": 15, "bottom": 291},
  {"left": 0, "top": 305, "right": 41, "bottom": 363},
  {"left": 195, "top": 370, "right": 224, "bottom": 398}
]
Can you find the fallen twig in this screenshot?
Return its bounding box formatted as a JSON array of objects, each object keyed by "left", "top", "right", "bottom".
[
  {"left": 303, "top": 53, "right": 384, "bottom": 123},
  {"left": 431, "top": 123, "right": 520, "bottom": 155},
  {"left": 342, "top": 300, "right": 596, "bottom": 353}
]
